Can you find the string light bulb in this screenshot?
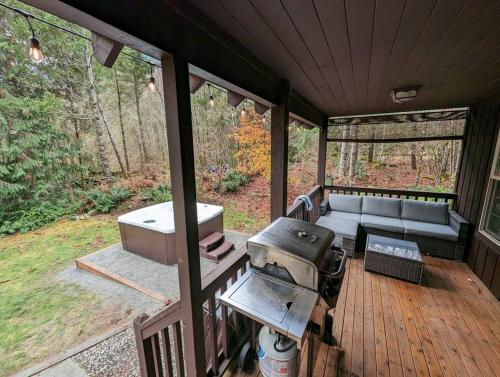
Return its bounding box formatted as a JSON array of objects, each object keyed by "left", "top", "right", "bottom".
[
  {"left": 208, "top": 84, "right": 214, "bottom": 107},
  {"left": 241, "top": 108, "right": 246, "bottom": 117},
  {"left": 148, "top": 64, "right": 156, "bottom": 92},
  {"left": 25, "top": 15, "right": 43, "bottom": 63},
  {"left": 262, "top": 114, "right": 266, "bottom": 123}
]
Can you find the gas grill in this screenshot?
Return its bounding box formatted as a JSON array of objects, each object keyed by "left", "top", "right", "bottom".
[
  {"left": 220, "top": 217, "right": 347, "bottom": 376},
  {"left": 246, "top": 217, "right": 346, "bottom": 306}
]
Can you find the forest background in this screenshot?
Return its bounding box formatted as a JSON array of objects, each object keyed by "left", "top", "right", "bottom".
[{"left": 0, "top": 0, "right": 464, "bottom": 237}]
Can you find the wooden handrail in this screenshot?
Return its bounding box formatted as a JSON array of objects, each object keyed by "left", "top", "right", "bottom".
[
  {"left": 137, "top": 300, "right": 182, "bottom": 340},
  {"left": 134, "top": 245, "right": 250, "bottom": 377},
  {"left": 286, "top": 185, "right": 323, "bottom": 223},
  {"left": 327, "top": 134, "right": 463, "bottom": 143},
  {"left": 201, "top": 247, "right": 248, "bottom": 301},
  {"left": 325, "top": 185, "right": 457, "bottom": 203}
]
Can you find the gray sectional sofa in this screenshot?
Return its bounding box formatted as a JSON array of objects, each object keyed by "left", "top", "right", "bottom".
[{"left": 317, "top": 194, "right": 468, "bottom": 260}]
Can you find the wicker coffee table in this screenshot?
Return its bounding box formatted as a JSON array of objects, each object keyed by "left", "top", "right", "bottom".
[{"left": 364, "top": 234, "right": 424, "bottom": 284}]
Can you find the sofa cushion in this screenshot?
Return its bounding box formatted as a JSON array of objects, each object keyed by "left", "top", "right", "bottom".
[
  {"left": 403, "top": 219, "right": 458, "bottom": 241},
  {"left": 362, "top": 196, "right": 402, "bottom": 218},
  {"left": 328, "top": 194, "right": 363, "bottom": 214},
  {"left": 325, "top": 210, "right": 361, "bottom": 222},
  {"left": 316, "top": 216, "right": 359, "bottom": 238},
  {"left": 361, "top": 214, "right": 405, "bottom": 233},
  {"left": 401, "top": 200, "right": 449, "bottom": 225}
]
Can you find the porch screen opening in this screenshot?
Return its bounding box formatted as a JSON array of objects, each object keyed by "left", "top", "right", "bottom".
[{"left": 480, "top": 133, "right": 500, "bottom": 244}]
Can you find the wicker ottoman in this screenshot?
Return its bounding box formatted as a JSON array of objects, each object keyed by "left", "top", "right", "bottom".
[{"left": 364, "top": 234, "right": 423, "bottom": 284}]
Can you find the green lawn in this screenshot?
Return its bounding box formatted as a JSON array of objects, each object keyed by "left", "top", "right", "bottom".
[
  {"left": 0, "top": 205, "right": 262, "bottom": 375},
  {"left": 222, "top": 201, "right": 267, "bottom": 234},
  {"left": 0, "top": 215, "right": 122, "bottom": 376}
]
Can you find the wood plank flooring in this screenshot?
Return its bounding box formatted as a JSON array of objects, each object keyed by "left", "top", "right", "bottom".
[{"left": 228, "top": 256, "right": 500, "bottom": 377}]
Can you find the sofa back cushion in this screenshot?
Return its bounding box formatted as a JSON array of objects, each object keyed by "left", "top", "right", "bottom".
[
  {"left": 401, "top": 199, "right": 449, "bottom": 225},
  {"left": 362, "top": 196, "right": 402, "bottom": 218},
  {"left": 328, "top": 194, "right": 363, "bottom": 214}
]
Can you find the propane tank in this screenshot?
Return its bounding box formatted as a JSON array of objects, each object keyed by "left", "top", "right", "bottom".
[{"left": 257, "top": 326, "right": 300, "bottom": 377}]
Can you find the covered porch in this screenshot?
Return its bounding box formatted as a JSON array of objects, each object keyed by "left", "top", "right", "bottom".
[
  {"left": 228, "top": 255, "right": 500, "bottom": 377},
  {"left": 18, "top": 1, "right": 500, "bottom": 376}
]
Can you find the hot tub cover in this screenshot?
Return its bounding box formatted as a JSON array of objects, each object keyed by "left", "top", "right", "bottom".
[{"left": 117, "top": 201, "right": 223, "bottom": 234}]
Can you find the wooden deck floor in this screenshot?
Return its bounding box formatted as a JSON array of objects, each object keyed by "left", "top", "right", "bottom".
[{"left": 228, "top": 256, "right": 500, "bottom": 377}]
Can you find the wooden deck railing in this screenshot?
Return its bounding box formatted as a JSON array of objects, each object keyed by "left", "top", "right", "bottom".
[
  {"left": 286, "top": 185, "right": 324, "bottom": 223},
  {"left": 133, "top": 249, "right": 249, "bottom": 377},
  {"left": 325, "top": 185, "right": 457, "bottom": 206}
]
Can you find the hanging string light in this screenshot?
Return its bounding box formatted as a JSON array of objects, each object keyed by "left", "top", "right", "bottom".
[
  {"left": 262, "top": 114, "right": 266, "bottom": 123},
  {"left": 208, "top": 84, "right": 214, "bottom": 107},
  {"left": 24, "top": 14, "right": 43, "bottom": 63},
  {"left": 1, "top": 2, "right": 162, "bottom": 70},
  {"left": 241, "top": 107, "right": 246, "bottom": 117},
  {"left": 148, "top": 64, "right": 156, "bottom": 92}
]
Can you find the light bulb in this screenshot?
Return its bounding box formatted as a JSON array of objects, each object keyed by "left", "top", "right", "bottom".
[
  {"left": 148, "top": 77, "right": 156, "bottom": 92},
  {"left": 262, "top": 115, "right": 266, "bottom": 123},
  {"left": 209, "top": 95, "right": 214, "bottom": 107},
  {"left": 241, "top": 108, "right": 246, "bottom": 116},
  {"left": 28, "top": 36, "right": 43, "bottom": 63}
]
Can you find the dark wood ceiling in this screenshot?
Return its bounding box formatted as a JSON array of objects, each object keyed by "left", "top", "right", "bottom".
[{"left": 187, "top": 0, "right": 500, "bottom": 116}]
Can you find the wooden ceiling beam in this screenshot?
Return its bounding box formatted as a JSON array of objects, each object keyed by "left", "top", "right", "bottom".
[
  {"left": 188, "top": 74, "right": 205, "bottom": 94},
  {"left": 254, "top": 102, "right": 269, "bottom": 115},
  {"left": 91, "top": 32, "right": 123, "bottom": 68},
  {"left": 227, "top": 91, "right": 245, "bottom": 108},
  {"left": 21, "top": 0, "right": 328, "bottom": 127}
]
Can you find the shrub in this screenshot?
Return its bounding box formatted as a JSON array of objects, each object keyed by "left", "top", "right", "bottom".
[
  {"left": 0, "top": 199, "right": 81, "bottom": 236},
  {"left": 355, "top": 160, "right": 366, "bottom": 180},
  {"left": 139, "top": 184, "right": 172, "bottom": 203},
  {"left": 82, "top": 187, "right": 130, "bottom": 214},
  {"left": 215, "top": 170, "right": 250, "bottom": 193}
]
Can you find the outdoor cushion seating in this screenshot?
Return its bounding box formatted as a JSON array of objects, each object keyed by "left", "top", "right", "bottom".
[
  {"left": 327, "top": 210, "right": 361, "bottom": 222},
  {"left": 362, "top": 196, "right": 402, "bottom": 218},
  {"left": 316, "top": 215, "right": 358, "bottom": 253},
  {"left": 328, "top": 194, "right": 363, "bottom": 213},
  {"left": 318, "top": 194, "right": 468, "bottom": 260},
  {"left": 361, "top": 214, "right": 405, "bottom": 233},
  {"left": 402, "top": 219, "right": 458, "bottom": 241}
]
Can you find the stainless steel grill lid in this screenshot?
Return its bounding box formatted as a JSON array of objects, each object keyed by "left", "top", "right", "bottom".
[{"left": 247, "top": 217, "right": 335, "bottom": 290}]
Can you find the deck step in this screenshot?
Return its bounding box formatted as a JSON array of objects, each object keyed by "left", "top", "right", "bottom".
[
  {"left": 203, "top": 241, "right": 234, "bottom": 263},
  {"left": 199, "top": 232, "right": 224, "bottom": 252}
]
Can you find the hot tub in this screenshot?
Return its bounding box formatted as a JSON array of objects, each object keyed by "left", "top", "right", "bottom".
[{"left": 117, "top": 201, "right": 223, "bottom": 265}]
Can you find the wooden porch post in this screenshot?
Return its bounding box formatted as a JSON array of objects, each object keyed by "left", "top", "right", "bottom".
[
  {"left": 317, "top": 117, "right": 328, "bottom": 186},
  {"left": 161, "top": 54, "right": 206, "bottom": 377},
  {"left": 271, "top": 83, "right": 290, "bottom": 221}
]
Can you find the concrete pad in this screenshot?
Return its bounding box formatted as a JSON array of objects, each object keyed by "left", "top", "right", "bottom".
[
  {"left": 59, "top": 230, "right": 250, "bottom": 315},
  {"left": 36, "top": 359, "right": 88, "bottom": 377}
]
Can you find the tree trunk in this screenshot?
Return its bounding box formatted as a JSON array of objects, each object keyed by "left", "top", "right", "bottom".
[
  {"left": 410, "top": 123, "right": 417, "bottom": 169},
  {"left": 415, "top": 132, "right": 426, "bottom": 187},
  {"left": 114, "top": 68, "right": 130, "bottom": 172},
  {"left": 378, "top": 125, "right": 386, "bottom": 162},
  {"left": 338, "top": 125, "right": 350, "bottom": 181},
  {"left": 435, "top": 142, "right": 450, "bottom": 185},
  {"left": 411, "top": 143, "right": 417, "bottom": 169},
  {"left": 367, "top": 130, "right": 375, "bottom": 163},
  {"left": 133, "top": 74, "right": 149, "bottom": 165},
  {"left": 97, "top": 101, "right": 129, "bottom": 179},
  {"left": 84, "top": 48, "right": 112, "bottom": 183},
  {"left": 348, "top": 126, "right": 359, "bottom": 185}
]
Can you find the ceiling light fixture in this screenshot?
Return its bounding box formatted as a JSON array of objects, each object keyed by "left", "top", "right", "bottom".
[{"left": 391, "top": 86, "right": 421, "bottom": 104}]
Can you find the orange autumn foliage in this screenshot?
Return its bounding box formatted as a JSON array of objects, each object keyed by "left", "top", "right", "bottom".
[{"left": 234, "top": 109, "right": 271, "bottom": 179}]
